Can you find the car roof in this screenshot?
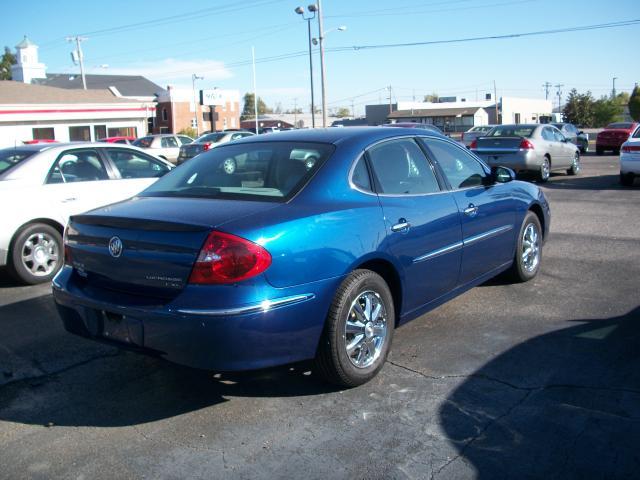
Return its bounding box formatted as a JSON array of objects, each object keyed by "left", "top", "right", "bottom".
[
  {"left": 226, "top": 126, "right": 444, "bottom": 147},
  {"left": 0, "top": 144, "right": 52, "bottom": 153}
]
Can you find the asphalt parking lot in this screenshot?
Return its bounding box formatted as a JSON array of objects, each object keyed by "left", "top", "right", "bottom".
[{"left": 1, "top": 152, "right": 639, "bottom": 479}]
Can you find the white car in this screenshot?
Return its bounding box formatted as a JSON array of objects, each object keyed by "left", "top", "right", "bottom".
[
  {"left": 620, "top": 126, "right": 640, "bottom": 186},
  {"left": 132, "top": 134, "right": 194, "bottom": 163},
  {"left": 0, "top": 143, "right": 174, "bottom": 284}
]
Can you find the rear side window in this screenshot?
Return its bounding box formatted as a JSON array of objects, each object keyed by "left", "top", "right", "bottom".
[
  {"left": 47, "top": 149, "right": 109, "bottom": 184},
  {"left": 105, "top": 148, "right": 171, "bottom": 179},
  {"left": 351, "top": 156, "right": 372, "bottom": 192},
  {"left": 161, "top": 137, "right": 179, "bottom": 148},
  {"left": 367, "top": 139, "right": 440, "bottom": 195},
  {"left": 140, "top": 142, "right": 334, "bottom": 202}
]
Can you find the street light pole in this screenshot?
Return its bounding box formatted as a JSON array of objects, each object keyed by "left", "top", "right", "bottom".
[
  {"left": 295, "top": 6, "right": 316, "bottom": 128},
  {"left": 316, "top": 0, "right": 327, "bottom": 127},
  {"left": 612, "top": 77, "right": 618, "bottom": 98},
  {"left": 191, "top": 74, "right": 204, "bottom": 135}
]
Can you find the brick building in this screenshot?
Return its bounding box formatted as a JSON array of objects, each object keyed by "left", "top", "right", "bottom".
[{"left": 155, "top": 87, "right": 240, "bottom": 135}]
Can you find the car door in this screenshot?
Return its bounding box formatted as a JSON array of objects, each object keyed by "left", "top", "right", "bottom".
[
  {"left": 552, "top": 128, "right": 572, "bottom": 167},
  {"left": 43, "top": 148, "right": 116, "bottom": 222},
  {"left": 420, "top": 137, "right": 517, "bottom": 286},
  {"left": 365, "top": 137, "right": 462, "bottom": 315},
  {"left": 101, "top": 147, "right": 172, "bottom": 201},
  {"left": 541, "top": 126, "right": 561, "bottom": 164},
  {"left": 160, "top": 136, "right": 180, "bottom": 162}
]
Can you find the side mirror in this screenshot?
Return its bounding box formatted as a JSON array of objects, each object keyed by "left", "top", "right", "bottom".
[{"left": 491, "top": 166, "right": 516, "bottom": 183}]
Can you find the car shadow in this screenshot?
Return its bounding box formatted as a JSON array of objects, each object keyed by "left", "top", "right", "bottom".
[
  {"left": 0, "top": 295, "right": 339, "bottom": 429},
  {"left": 438, "top": 306, "right": 640, "bottom": 478},
  {"left": 541, "top": 173, "right": 624, "bottom": 190}
]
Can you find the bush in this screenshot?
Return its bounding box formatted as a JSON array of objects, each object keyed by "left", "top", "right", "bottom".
[{"left": 178, "top": 127, "right": 197, "bottom": 138}]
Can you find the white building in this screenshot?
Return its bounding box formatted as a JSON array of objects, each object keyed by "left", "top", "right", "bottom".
[
  {"left": 0, "top": 81, "right": 154, "bottom": 148},
  {"left": 10, "top": 36, "right": 46, "bottom": 84}
]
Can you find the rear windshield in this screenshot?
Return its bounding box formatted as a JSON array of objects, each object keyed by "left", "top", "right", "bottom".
[
  {"left": 607, "top": 122, "right": 633, "bottom": 129},
  {"left": 140, "top": 141, "right": 334, "bottom": 202},
  {"left": 487, "top": 126, "right": 535, "bottom": 138},
  {"left": 0, "top": 149, "right": 38, "bottom": 174},
  {"left": 133, "top": 137, "right": 152, "bottom": 148},
  {"left": 472, "top": 126, "right": 492, "bottom": 132},
  {"left": 196, "top": 133, "right": 226, "bottom": 143}
]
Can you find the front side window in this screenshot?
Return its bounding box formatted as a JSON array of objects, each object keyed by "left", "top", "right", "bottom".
[
  {"left": 423, "top": 138, "right": 488, "bottom": 189},
  {"left": 140, "top": 142, "right": 333, "bottom": 202},
  {"left": 367, "top": 138, "right": 440, "bottom": 195},
  {"left": 552, "top": 128, "right": 565, "bottom": 143},
  {"left": 48, "top": 149, "right": 109, "bottom": 184},
  {"left": 105, "top": 148, "right": 171, "bottom": 179},
  {"left": 178, "top": 136, "right": 194, "bottom": 145},
  {"left": 542, "top": 127, "right": 556, "bottom": 141}
]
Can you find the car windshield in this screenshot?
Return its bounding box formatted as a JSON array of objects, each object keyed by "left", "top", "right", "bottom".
[
  {"left": 133, "top": 137, "right": 152, "bottom": 148},
  {"left": 633, "top": 127, "right": 640, "bottom": 139},
  {"left": 140, "top": 141, "right": 334, "bottom": 202},
  {"left": 607, "top": 122, "right": 633, "bottom": 129},
  {"left": 0, "top": 149, "right": 38, "bottom": 174},
  {"left": 196, "top": 133, "right": 226, "bottom": 143},
  {"left": 487, "top": 126, "right": 536, "bottom": 137}
]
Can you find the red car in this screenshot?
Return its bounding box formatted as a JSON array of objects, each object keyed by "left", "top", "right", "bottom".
[
  {"left": 98, "top": 136, "right": 136, "bottom": 144},
  {"left": 596, "top": 122, "right": 638, "bottom": 155},
  {"left": 23, "top": 139, "right": 58, "bottom": 144}
]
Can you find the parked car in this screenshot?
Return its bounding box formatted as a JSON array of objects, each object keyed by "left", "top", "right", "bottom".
[
  {"left": 98, "top": 136, "right": 136, "bottom": 144},
  {"left": 382, "top": 122, "right": 443, "bottom": 134},
  {"left": 620, "top": 125, "right": 640, "bottom": 186},
  {"left": 461, "top": 125, "right": 495, "bottom": 148},
  {"left": 53, "top": 127, "right": 550, "bottom": 387},
  {"left": 471, "top": 124, "right": 580, "bottom": 182},
  {"left": 596, "top": 122, "right": 638, "bottom": 155},
  {"left": 133, "top": 134, "right": 194, "bottom": 163},
  {"left": 177, "top": 131, "right": 254, "bottom": 165},
  {"left": 551, "top": 123, "right": 589, "bottom": 153},
  {"left": 0, "top": 143, "right": 173, "bottom": 284}
]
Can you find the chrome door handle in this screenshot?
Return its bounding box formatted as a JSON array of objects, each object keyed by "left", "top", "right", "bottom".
[
  {"left": 464, "top": 204, "right": 478, "bottom": 217},
  {"left": 391, "top": 219, "right": 411, "bottom": 233}
]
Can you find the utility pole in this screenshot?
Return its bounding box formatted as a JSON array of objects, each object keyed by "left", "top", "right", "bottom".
[
  {"left": 554, "top": 84, "right": 564, "bottom": 113},
  {"left": 252, "top": 46, "right": 258, "bottom": 135},
  {"left": 66, "top": 36, "right": 88, "bottom": 89},
  {"left": 388, "top": 85, "right": 393, "bottom": 114},
  {"left": 351, "top": 98, "right": 355, "bottom": 118},
  {"left": 542, "top": 81, "right": 552, "bottom": 100},
  {"left": 612, "top": 77, "right": 618, "bottom": 98},
  {"left": 191, "top": 74, "right": 203, "bottom": 135},
  {"left": 293, "top": 98, "right": 298, "bottom": 127},
  {"left": 493, "top": 80, "right": 499, "bottom": 124}
]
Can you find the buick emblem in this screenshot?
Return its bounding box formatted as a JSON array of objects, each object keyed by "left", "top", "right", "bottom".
[{"left": 108, "top": 236, "right": 123, "bottom": 258}]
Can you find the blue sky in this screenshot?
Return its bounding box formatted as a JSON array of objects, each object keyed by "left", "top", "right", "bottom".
[{"left": 4, "top": 0, "right": 639, "bottom": 115}]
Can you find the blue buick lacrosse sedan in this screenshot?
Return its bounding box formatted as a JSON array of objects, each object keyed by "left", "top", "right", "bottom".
[{"left": 53, "top": 127, "right": 550, "bottom": 387}]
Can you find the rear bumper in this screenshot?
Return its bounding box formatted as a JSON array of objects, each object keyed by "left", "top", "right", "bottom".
[
  {"left": 596, "top": 139, "right": 626, "bottom": 149},
  {"left": 474, "top": 150, "right": 539, "bottom": 172},
  {"left": 620, "top": 153, "right": 640, "bottom": 175},
  {"left": 52, "top": 267, "right": 341, "bottom": 371}
]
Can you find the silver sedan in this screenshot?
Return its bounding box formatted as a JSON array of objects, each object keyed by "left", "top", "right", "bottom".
[{"left": 471, "top": 124, "right": 580, "bottom": 182}]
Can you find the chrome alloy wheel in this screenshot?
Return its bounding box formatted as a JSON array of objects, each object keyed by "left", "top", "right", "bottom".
[
  {"left": 21, "top": 232, "right": 60, "bottom": 277},
  {"left": 541, "top": 158, "right": 550, "bottom": 181},
  {"left": 344, "top": 290, "right": 388, "bottom": 369},
  {"left": 521, "top": 223, "right": 540, "bottom": 273},
  {"left": 223, "top": 158, "right": 236, "bottom": 174}
]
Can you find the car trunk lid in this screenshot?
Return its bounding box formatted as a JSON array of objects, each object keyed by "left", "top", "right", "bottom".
[
  {"left": 473, "top": 136, "right": 525, "bottom": 154},
  {"left": 66, "top": 196, "right": 276, "bottom": 300}
]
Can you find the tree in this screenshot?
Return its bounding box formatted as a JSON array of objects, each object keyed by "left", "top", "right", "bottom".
[
  {"left": 629, "top": 85, "right": 640, "bottom": 122},
  {"left": 178, "top": 127, "right": 197, "bottom": 138},
  {"left": 0, "top": 47, "right": 16, "bottom": 80},
  {"left": 335, "top": 107, "right": 350, "bottom": 118},
  {"left": 593, "top": 96, "right": 624, "bottom": 127},
  {"left": 241, "top": 92, "right": 271, "bottom": 120},
  {"left": 562, "top": 89, "right": 595, "bottom": 127},
  {"left": 424, "top": 92, "right": 439, "bottom": 103}
]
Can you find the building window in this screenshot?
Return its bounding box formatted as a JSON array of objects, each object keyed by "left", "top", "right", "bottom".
[
  {"left": 160, "top": 127, "right": 169, "bottom": 133},
  {"left": 94, "top": 125, "right": 107, "bottom": 140},
  {"left": 162, "top": 108, "right": 168, "bottom": 121},
  {"left": 107, "top": 127, "right": 137, "bottom": 138},
  {"left": 69, "top": 126, "right": 91, "bottom": 142},
  {"left": 202, "top": 112, "right": 210, "bottom": 122},
  {"left": 514, "top": 113, "right": 521, "bottom": 124},
  {"left": 32, "top": 127, "right": 55, "bottom": 140}
]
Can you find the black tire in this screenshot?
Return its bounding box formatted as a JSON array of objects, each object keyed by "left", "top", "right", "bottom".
[
  {"left": 314, "top": 270, "right": 395, "bottom": 387},
  {"left": 596, "top": 147, "right": 604, "bottom": 156},
  {"left": 506, "top": 212, "right": 542, "bottom": 283},
  {"left": 613, "top": 148, "right": 620, "bottom": 156},
  {"left": 620, "top": 173, "right": 634, "bottom": 186},
  {"left": 8, "top": 223, "right": 63, "bottom": 285},
  {"left": 537, "top": 156, "right": 550, "bottom": 183},
  {"left": 566, "top": 152, "right": 580, "bottom": 176}
]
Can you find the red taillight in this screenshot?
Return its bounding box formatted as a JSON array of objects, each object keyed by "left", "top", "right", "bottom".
[
  {"left": 461, "top": 133, "right": 465, "bottom": 141},
  {"left": 622, "top": 145, "right": 640, "bottom": 153},
  {"left": 63, "top": 225, "right": 73, "bottom": 266},
  {"left": 189, "top": 231, "right": 272, "bottom": 284},
  {"left": 469, "top": 139, "right": 478, "bottom": 149},
  {"left": 519, "top": 138, "right": 535, "bottom": 150},
  {"left": 202, "top": 142, "right": 213, "bottom": 151}
]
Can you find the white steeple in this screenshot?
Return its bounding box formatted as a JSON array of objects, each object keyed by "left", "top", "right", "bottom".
[{"left": 11, "top": 36, "right": 47, "bottom": 84}]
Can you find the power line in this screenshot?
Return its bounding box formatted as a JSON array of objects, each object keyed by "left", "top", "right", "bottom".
[{"left": 336, "top": 19, "right": 640, "bottom": 52}]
